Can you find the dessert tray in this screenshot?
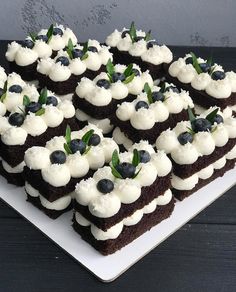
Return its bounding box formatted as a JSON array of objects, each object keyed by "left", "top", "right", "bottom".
[{"left": 0, "top": 167, "right": 235, "bottom": 282}]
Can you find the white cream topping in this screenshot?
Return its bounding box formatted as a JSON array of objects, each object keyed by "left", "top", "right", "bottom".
[
  {"left": 112, "top": 127, "right": 133, "bottom": 150},
  {"left": 2, "top": 159, "right": 25, "bottom": 174}
]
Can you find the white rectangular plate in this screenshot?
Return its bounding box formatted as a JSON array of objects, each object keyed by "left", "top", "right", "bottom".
[{"left": 0, "top": 168, "right": 236, "bottom": 282}]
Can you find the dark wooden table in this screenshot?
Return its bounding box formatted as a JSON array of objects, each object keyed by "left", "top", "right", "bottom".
[{"left": 0, "top": 42, "right": 235, "bottom": 292}]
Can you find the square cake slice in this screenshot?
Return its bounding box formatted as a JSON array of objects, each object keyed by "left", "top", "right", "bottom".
[{"left": 73, "top": 141, "right": 174, "bottom": 255}]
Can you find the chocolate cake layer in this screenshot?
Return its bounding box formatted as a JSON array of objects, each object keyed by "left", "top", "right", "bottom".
[
  {"left": 165, "top": 68, "right": 236, "bottom": 109},
  {"left": 0, "top": 117, "right": 78, "bottom": 167},
  {"left": 37, "top": 65, "right": 106, "bottom": 95},
  {"left": 171, "top": 138, "right": 236, "bottom": 179},
  {"left": 0, "top": 161, "right": 24, "bottom": 186},
  {"left": 111, "top": 109, "right": 188, "bottom": 144},
  {"left": 74, "top": 173, "right": 171, "bottom": 231},
  {"left": 173, "top": 158, "right": 236, "bottom": 201},
  {"left": 8, "top": 61, "right": 38, "bottom": 81},
  {"left": 23, "top": 167, "right": 95, "bottom": 202},
  {"left": 110, "top": 47, "right": 166, "bottom": 80},
  {"left": 72, "top": 197, "right": 175, "bottom": 255},
  {"left": 72, "top": 93, "right": 136, "bottom": 120},
  {"left": 26, "top": 194, "right": 73, "bottom": 219}
]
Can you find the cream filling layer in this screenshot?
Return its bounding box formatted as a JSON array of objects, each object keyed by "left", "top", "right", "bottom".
[
  {"left": 75, "top": 189, "right": 172, "bottom": 241},
  {"left": 1, "top": 158, "right": 25, "bottom": 174}
]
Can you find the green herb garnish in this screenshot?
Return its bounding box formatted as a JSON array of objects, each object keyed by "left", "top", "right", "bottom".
[
  {"left": 29, "top": 32, "right": 37, "bottom": 42},
  {"left": 123, "top": 64, "right": 135, "bottom": 84},
  {"left": 0, "top": 80, "right": 8, "bottom": 102},
  {"left": 81, "top": 42, "right": 89, "bottom": 61},
  {"left": 206, "top": 108, "right": 219, "bottom": 124},
  {"left": 63, "top": 125, "right": 72, "bottom": 155},
  {"left": 46, "top": 24, "right": 54, "bottom": 43},
  {"left": 106, "top": 58, "right": 115, "bottom": 83},
  {"left": 129, "top": 21, "right": 137, "bottom": 43},
  {"left": 23, "top": 95, "right": 30, "bottom": 106},
  {"left": 111, "top": 150, "right": 122, "bottom": 179},
  {"left": 35, "top": 108, "right": 45, "bottom": 116},
  {"left": 144, "top": 82, "right": 153, "bottom": 104},
  {"left": 132, "top": 149, "right": 140, "bottom": 167},
  {"left": 190, "top": 52, "right": 202, "bottom": 74},
  {"left": 144, "top": 30, "right": 152, "bottom": 41},
  {"left": 66, "top": 38, "right": 74, "bottom": 60},
  {"left": 38, "top": 87, "right": 48, "bottom": 105}
]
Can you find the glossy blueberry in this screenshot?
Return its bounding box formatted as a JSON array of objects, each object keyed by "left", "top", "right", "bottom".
[
  {"left": 88, "top": 134, "right": 101, "bottom": 146},
  {"left": 96, "top": 79, "right": 110, "bottom": 89},
  {"left": 185, "top": 57, "right": 193, "bottom": 64},
  {"left": 36, "top": 35, "right": 48, "bottom": 42},
  {"left": 70, "top": 139, "right": 86, "bottom": 154},
  {"left": 166, "top": 86, "right": 180, "bottom": 93},
  {"left": 112, "top": 72, "right": 126, "bottom": 82},
  {"left": 213, "top": 114, "right": 224, "bottom": 124},
  {"left": 50, "top": 150, "right": 66, "bottom": 164},
  {"left": 88, "top": 46, "right": 98, "bottom": 53},
  {"left": 121, "top": 30, "right": 129, "bottom": 38},
  {"left": 8, "top": 113, "right": 25, "bottom": 127},
  {"left": 116, "top": 162, "right": 136, "bottom": 179},
  {"left": 131, "top": 68, "right": 140, "bottom": 76},
  {"left": 134, "top": 36, "right": 145, "bottom": 42},
  {"left": 152, "top": 91, "right": 164, "bottom": 102},
  {"left": 25, "top": 102, "right": 42, "bottom": 114},
  {"left": 8, "top": 85, "right": 23, "bottom": 93},
  {"left": 97, "top": 179, "right": 114, "bottom": 194},
  {"left": 211, "top": 71, "right": 226, "bottom": 81},
  {"left": 199, "top": 63, "right": 211, "bottom": 73},
  {"left": 56, "top": 56, "right": 70, "bottom": 66},
  {"left": 0, "top": 88, "right": 4, "bottom": 96},
  {"left": 177, "top": 132, "right": 193, "bottom": 145},
  {"left": 192, "top": 118, "right": 212, "bottom": 133},
  {"left": 72, "top": 49, "right": 83, "bottom": 59},
  {"left": 146, "top": 40, "right": 158, "bottom": 49},
  {"left": 46, "top": 96, "right": 58, "bottom": 106},
  {"left": 53, "top": 27, "right": 63, "bottom": 36},
  {"left": 135, "top": 101, "right": 149, "bottom": 111},
  {"left": 22, "top": 39, "right": 34, "bottom": 49},
  {"left": 139, "top": 150, "right": 151, "bottom": 163}
]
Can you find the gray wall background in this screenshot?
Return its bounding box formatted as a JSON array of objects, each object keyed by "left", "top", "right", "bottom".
[{"left": 0, "top": 0, "right": 235, "bottom": 47}]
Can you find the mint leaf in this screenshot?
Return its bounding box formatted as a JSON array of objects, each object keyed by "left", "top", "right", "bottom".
[
  {"left": 190, "top": 52, "right": 202, "bottom": 74},
  {"left": 111, "top": 166, "right": 122, "bottom": 179},
  {"left": 160, "top": 82, "right": 166, "bottom": 93},
  {"left": 0, "top": 93, "right": 6, "bottom": 102},
  {"left": 188, "top": 106, "right": 195, "bottom": 124},
  {"left": 35, "top": 108, "right": 45, "bottom": 116},
  {"left": 18, "top": 106, "right": 26, "bottom": 116},
  {"left": 66, "top": 38, "right": 74, "bottom": 59},
  {"left": 46, "top": 24, "right": 54, "bottom": 43},
  {"left": 106, "top": 59, "right": 115, "bottom": 76},
  {"left": 132, "top": 149, "right": 140, "bottom": 167},
  {"left": 144, "top": 82, "right": 153, "bottom": 104},
  {"left": 112, "top": 149, "right": 120, "bottom": 168},
  {"left": 144, "top": 30, "right": 152, "bottom": 41},
  {"left": 0, "top": 81, "right": 8, "bottom": 102},
  {"left": 29, "top": 32, "right": 37, "bottom": 42},
  {"left": 83, "top": 145, "right": 91, "bottom": 155},
  {"left": 207, "top": 55, "right": 213, "bottom": 66},
  {"left": 123, "top": 73, "right": 135, "bottom": 84},
  {"left": 81, "top": 53, "right": 88, "bottom": 61},
  {"left": 129, "top": 21, "right": 137, "bottom": 43},
  {"left": 82, "top": 42, "right": 88, "bottom": 55},
  {"left": 187, "top": 126, "right": 195, "bottom": 135},
  {"left": 206, "top": 108, "right": 219, "bottom": 124},
  {"left": 23, "top": 95, "right": 30, "bottom": 106},
  {"left": 3, "top": 80, "right": 7, "bottom": 93},
  {"left": 82, "top": 129, "right": 94, "bottom": 145},
  {"left": 64, "top": 143, "right": 72, "bottom": 155},
  {"left": 123, "top": 64, "right": 133, "bottom": 78},
  {"left": 38, "top": 87, "right": 48, "bottom": 105},
  {"left": 65, "top": 125, "right": 71, "bottom": 144},
  {"left": 133, "top": 167, "right": 142, "bottom": 178}
]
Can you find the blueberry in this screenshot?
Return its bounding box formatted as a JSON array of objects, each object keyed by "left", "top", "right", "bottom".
[
  {"left": 36, "top": 35, "right": 48, "bottom": 42},
  {"left": 152, "top": 91, "right": 164, "bottom": 102},
  {"left": 211, "top": 71, "right": 226, "bottom": 81},
  {"left": 213, "top": 114, "right": 224, "bottom": 124},
  {"left": 199, "top": 63, "right": 211, "bottom": 73},
  {"left": 121, "top": 30, "right": 129, "bottom": 38},
  {"left": 0, "top": 88, "right": 4, "bottom": 96},
  {"left": 88, "top": 134, "right": 101, "bottom": 146},
  {"left": 46, "top": 96, "right": 58, "bottom": 106},
  {"left": 192, "top": 118, "right": 212, "bottom": 133},
  {"left": 50, "top": 150, "right": 66, "bottom": 164},
  {"left": 22, "top": 39, "right": 34, "bottom": 49},
  {"left": 25, "top": 102, "right": 42, "bottom": 114},
  {"left": 139, "top": 150, "right": 151, "bottom": 163},
  {"left": 135, "top": 101, "right": 149, "bottom": 111},
  {"left": 56, "top": 56, "right": 70, "bottom": 66},
  {"left": 112, "top": 72, "right": 126, "bottom": 82},
  {"left": 134, "top": 36, "right": 145, "bottom": 42},
  {"left": 97, "top": 179, "right": 114, "bottom": 194},
  {"left": 116, "top": 162, "right": 136, "bottom": 179},
  {"left": 53, "top": 27, "right": 63, "bottom": 36},
  {"left": 131, "top": 68, "right": 140, "bottom": 76},
  {"left": 88, "top": 46, "right": 98, "bottom": 53},
  {"left": 69, "top": 139, "right": 86, "bottom": 154},
  {"left": 72, "top": 49, "right": 83, "bottom": 59},
  {"left": 8, "top": 113, "right": 25, "bottom": 127},
  {"left": 8, "top": 85, "right": 23, "bottom": 93},
  {"left": 166, "top": 86, "right": 179, "bottom": 93},
  {"left": 177, "top": 132, "right": 193, "bottom": 145},
  {"left": 185, "top": 57, "right": 193, "bottom": 64},
  {"left": 96, "top": 79, "right": 110, "bottom": 89},
  {"left": 146, "top": 40, "right": 158, "bottom": 49}
]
